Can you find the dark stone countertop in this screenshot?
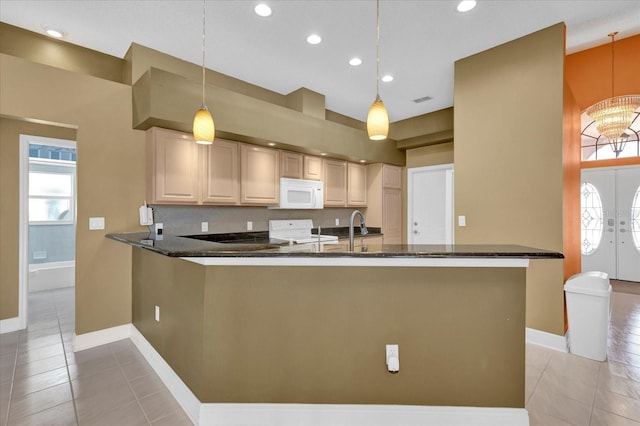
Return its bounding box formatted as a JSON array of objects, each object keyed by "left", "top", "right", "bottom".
[{"left": 106, "top": 232, "right": 564, "bottom": 260}]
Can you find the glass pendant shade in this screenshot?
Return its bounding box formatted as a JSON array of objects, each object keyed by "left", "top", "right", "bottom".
[
  {"left": 586, "top": 95, "right": 640, "bottom": 143},
  {"left": 367, "top": 96, "right": 389, "bottom": 140},
  {"left": 193, "top": 107, "right": 215, "bottom": 144}
]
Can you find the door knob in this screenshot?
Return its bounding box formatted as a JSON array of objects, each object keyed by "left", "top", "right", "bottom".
[
  {"left": 414, "top": 222, "right": 418, "bottom": 226},
  {"left": 414, "top": 230, "right": 419, "bottom": 234}
]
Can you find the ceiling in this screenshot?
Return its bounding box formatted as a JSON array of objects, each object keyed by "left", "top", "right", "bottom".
[{"left": 1, "top": 1, "right": 639, "bottom": 123}]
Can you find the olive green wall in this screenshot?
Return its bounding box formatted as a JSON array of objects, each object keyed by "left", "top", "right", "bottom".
[
  {"left": 0, "top": 23, "right": 124, "bottom": 83},
  {"left": 453, "top": 23, "right": 567, "bottom": 335},
  {"left": 0, "top": 53, "right": 146, "bottom": 333},
  {"left": 133, "top": 248, "right": 526, "bottom": 407},
  {"left": 0, "top": 119, "right": 76, "bottom": 320},
  {"left": 406, "top": 142, "right": 454, "bottom": 168}
]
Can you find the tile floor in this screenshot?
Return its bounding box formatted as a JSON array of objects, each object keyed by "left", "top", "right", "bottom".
[
  {"left": 0, "top": 288, "right": 192, "bottom": 426},
  {"left": 2, "top": 287, "right": 640, "bottom": 425},
  {"left": 526, "top": 289, "right": 640, "bottom": 425}
]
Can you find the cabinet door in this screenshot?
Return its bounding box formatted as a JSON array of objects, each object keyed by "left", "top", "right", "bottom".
[
  {"left": 323, "top": 159, "right": 347, "bottom": 206},
  {"left": 347, "top": 162, "right": 367, "bottom": 206},
  {"left": 203, "top": 139, "right": 239, "bottom": 204},
  {"left": 382, "top": 188, "right": 402, "bottom": 243},
  {"left": 147, "top": 127, "right": 199, "bottom": 204},
  {"left": 240, "top": 144, "right": 280, "bottom": 205},
  {"left": 382, "top": 164, "right": 402, "bottom": 189},
  {"left": 280, "top": 151, "right": 303, "bottom": 179},
  {"left": 303, "top": 155, "right": 324, "bottom": 181}
]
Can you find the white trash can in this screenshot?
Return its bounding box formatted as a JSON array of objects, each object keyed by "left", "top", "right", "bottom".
[{"left": 564, "top": 271, "right": 611, "bottom": 361}]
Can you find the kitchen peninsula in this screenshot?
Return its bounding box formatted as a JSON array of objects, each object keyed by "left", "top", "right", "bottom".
[{"left": 108, "top": 232, "right": 562, "bottom": 425}]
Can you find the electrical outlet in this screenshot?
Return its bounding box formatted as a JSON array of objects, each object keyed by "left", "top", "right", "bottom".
[
  {"left": 386, "top": 344, "right": 399, "bottom": 373},
  {"left": 386, "top": 344, "right": 398, "bottom": 362},
  {"left": 201, "top": 222, "right": 208, "bottom": 232},
  {"left": 155, "top": 305, "right": 160, "bottom": 322},
  {"left": 335, "top": 218, "right": 340, "bottom": 226},
  {"left": 247, "top": 221, "right": 253, "bottom": 231}
]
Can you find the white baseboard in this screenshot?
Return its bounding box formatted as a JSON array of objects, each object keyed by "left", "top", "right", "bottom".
[
  {"left": 0, "top": 316, "right": 24, "bottom": 334},
  {"left": 129, "top": 326, "right": 202, "bottom": 425},
  {"left": 526, "top": 327, "right": 568, "bottom": 352},
  {"left": 129, "top": 325, "right": 529, "bottom": 426},
  {"left": 197, "top": 404, "right": 529, "bottom": 426},
  {"left": 73, "top": 323, "right": 132, "bottom": 352}
]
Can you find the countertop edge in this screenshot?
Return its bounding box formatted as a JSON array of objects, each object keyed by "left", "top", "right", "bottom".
[{"left": 106, "top": 233, "right": 564, "bottom": 260}]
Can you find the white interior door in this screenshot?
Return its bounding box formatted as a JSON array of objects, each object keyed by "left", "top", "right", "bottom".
[
  {"left": 407, "top": 164, "right": 454, "bottom": 244},
  {"left": 581, "top": 166, "right": 640, "bottom": 282}
]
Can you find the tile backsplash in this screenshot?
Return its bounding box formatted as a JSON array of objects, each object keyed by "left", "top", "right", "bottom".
[{"left": 149, "top": 205, "right": 363, "bottom": 236}]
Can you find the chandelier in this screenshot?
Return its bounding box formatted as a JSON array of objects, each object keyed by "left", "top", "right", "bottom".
[{"left": 585, "top": 32, "right": 640, "bottom": 156}]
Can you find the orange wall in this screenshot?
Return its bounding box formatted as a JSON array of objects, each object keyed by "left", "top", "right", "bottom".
[
  {"left": 563, "top": 79, "right": 581, "bottom": 282},
  {"left": 566, "top": 34, "right": 640, "bottom": 111}
]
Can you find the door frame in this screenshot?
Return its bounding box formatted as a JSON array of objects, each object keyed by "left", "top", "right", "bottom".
[
  {"left": 18, "top": 134, "right": 76, "bottom": 330},
  {"left": 407, "top": 164, "right": 454, "bottom": 245}
]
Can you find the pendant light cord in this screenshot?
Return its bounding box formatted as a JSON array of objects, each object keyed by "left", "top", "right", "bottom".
[
  {"left": 201, "top": 0, "right": 206, "bottom": 108},
  {"left": 609, "top": 32, "right": 617, "bottom": 99},
  {"left": 376, "top": 0, "right": 380, "bottom": 98}
]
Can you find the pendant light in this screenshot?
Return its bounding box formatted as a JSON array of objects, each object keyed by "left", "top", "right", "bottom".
[
  {"left": 585, "top": 32, "right": 640, "bottom": 156},
  {"left": 193, "top": 0, "right": 215, "bottom": 144},
  {"left": 366, "top": 0, "right": 389, "bottom": 141}
]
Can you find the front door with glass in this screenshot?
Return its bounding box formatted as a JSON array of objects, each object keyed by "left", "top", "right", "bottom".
[{"left": 581, "top": 166, "right": 640, "bottom": 282}]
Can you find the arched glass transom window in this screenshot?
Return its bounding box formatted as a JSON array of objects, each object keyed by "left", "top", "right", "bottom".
[
  {"left": 581, "top": 182, "right": 604, "bottom": 255},
  {"left": 633, "top": 185, "right": 640, "bottom": 251}
]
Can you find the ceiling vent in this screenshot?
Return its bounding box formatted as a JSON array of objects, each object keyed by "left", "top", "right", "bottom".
[{"left": 412, "top": 96, "right": 433, "bottom": 104}]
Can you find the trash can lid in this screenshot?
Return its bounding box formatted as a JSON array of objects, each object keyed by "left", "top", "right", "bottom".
[{"left": 564, "top": 271, "right": 611, "bottom": 296}]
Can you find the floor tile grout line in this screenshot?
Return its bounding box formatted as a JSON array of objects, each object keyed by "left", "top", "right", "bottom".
[
  {"left": 113, "top": 344, "right": 154, "bottom": 425},
  {"left": 525, "top": 356, "right": 550, "bottom": 406},
  {"left": 586, "top": 361, "right": 603, "bottom": 426},
  {"left": 2, "top": 330, "right": 21, "bottom": 426},
  {"left": 54, "top": 292, "right": 80, "bottom": 426}
]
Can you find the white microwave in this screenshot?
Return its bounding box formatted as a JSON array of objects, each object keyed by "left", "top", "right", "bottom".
[{"left": 275, "top": 178, "right": 324, "bottom": 209}]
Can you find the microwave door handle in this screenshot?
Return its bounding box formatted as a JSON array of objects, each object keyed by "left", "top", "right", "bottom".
[{"left": 311, "top": 187, "right": 316, "bottom": 207}]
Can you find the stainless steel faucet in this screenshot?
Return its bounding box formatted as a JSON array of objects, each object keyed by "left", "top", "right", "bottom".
[{"left": 349, "top": 210, "right": 368, "bottom": 251}]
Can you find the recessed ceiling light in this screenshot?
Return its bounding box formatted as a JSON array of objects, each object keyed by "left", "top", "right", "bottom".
[
  {"left": 457, "top": 0, "right": 476, "bottom": 12},
  {"left": 381, "top": 75, "right": 394, "bottom": 82},
  {"left": 254, "top": 3, "right": 272, "bottom": 17},
  {"left": 267, "top": 142, "right": 276, "bottom": 146},
  {"left": 306, "top": 34, "right": 322, "bottom": 45},
  {"left": 349, "top": 57, "right": 362, "bottom": 66},
  {"left": 44, "top": 26, "right": 65, "bottom": 38},
  {"left": 320, "top": 153, "right": 328, "bottom": 156},
  {"left": 359, "top": 160, "right": 366, "bottom": 163}
]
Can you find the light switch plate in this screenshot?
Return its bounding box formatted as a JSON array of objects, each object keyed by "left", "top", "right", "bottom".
[
  {"left": 201, "top": 222, "right": 208, "bottom": 232},
  {"left": 458, "top": 216, "right": 466, "bottom": 227},
  {"left": 247, "top": 221, "right": 253, "bottom": 231},
  {"left": 89, "top": 217, "right": 105, "bottom": 230}
]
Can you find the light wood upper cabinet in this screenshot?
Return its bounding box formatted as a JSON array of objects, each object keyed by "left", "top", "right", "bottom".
[
  {"left": 323, "top": 159, "right": 347, "bottom": 206},
  {"left": 202, "top": 139, "right": 239, "bottom": 204},
  {"left": 146, "top": 127, "right": 200, "bottom": 204},
  {"left": 240, "top": 144, "right": 280, "bottom": 205},
  {"left": 382, "top": 163, "right": 402, "bottom": 189},
  {"left": 347, "top": 162, "right": 367, "bottom": 206},
  {"left": 280, "top": 151, "right": 303, "bottom": 179},
  {"left": 303, "top": 155, "right": 323, "bottom": 181}
]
